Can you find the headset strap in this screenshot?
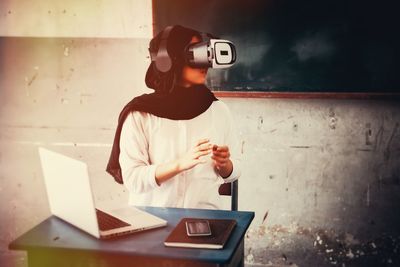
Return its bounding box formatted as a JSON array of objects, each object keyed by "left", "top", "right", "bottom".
[
  {"left": 149, "top": 26, "right": 174, "bottom": 61},
  {"left": 155, "top": 26, "right": 173, "bottom": 60}
]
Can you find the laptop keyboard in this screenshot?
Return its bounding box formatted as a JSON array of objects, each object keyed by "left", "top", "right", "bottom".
[{"left": 95, "top": 209, "right": 130, "bottom": 231}]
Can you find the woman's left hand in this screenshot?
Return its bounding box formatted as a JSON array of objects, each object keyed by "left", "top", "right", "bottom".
[{"left": 211, "top": 145, "right": 233, "bottom": 178}]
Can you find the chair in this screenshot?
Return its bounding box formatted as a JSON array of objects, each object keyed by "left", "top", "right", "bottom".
[{"left": 218, "top": 180, "right": 238, "bottom": 211}]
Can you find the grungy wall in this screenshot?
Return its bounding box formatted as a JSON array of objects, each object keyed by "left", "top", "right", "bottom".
[
  {"left": 230, "top": 98, "right": 400, "bottom": 265},
  {"left": 0, "top": 36, "right": 151, "bottom": 266},
  {"left": 1, "top": 1, "right": 400, "bottom": 267}
]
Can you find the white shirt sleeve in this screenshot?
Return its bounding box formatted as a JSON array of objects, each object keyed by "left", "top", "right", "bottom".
[
  {"left": 119, "top": 112, "right": 160, "bottom": 194},
  {"left": 218, "top": 102, "right": 242, "bottom": 184}
]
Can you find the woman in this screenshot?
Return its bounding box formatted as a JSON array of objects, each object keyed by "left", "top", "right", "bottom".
[{"left": 107, "top": 25, "right": 241, "bottom": 210}]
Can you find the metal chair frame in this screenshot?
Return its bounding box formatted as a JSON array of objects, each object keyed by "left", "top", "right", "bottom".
[{"left": 218, "top": 180, "right": 238, "bottom": 211}]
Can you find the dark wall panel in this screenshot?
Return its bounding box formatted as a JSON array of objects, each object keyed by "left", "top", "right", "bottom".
[{"left": 153, "top": 0, "right": 400, "bottom": 93}]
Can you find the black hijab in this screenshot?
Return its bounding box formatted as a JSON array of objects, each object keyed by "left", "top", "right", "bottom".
[{"left": 106, "top": 26, "right": 218, "bottom": 184}]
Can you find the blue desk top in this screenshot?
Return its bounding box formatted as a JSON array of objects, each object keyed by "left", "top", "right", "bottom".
[{"left": 9, "top": 207, "right": 254, "bottom": 264}]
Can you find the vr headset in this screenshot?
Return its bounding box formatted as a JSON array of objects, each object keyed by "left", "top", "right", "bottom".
[{"left": 150, "top": 26, "right": 237, "bottom": 72}]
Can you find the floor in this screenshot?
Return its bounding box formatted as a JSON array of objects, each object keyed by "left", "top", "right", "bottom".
[
  {"left": 244, "top": 225, "right": 400, "bottom": 267},
  {"left": 2, "top": 229, "right": 399, "bottom": 267},
  {"left": 3, "top": 243, "right": 399, "bottom": 267}
]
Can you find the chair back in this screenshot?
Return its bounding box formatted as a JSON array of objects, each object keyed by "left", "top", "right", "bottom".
[{"left": 218, "top": 180, "right": 238, "bottom": 211}]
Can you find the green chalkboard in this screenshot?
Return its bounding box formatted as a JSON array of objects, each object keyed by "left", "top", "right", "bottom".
[{"left": 153, "top": 0, "right": 400, "bottom": 93}]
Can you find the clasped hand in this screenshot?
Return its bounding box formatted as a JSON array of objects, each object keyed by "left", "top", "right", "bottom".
[{"left": 177, "top": 138, "right": 231, "bottom": 173}]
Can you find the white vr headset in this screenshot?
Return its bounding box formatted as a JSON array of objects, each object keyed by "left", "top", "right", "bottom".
[{"left": 150, "top": 26, "right": 237, "bottom": 72}]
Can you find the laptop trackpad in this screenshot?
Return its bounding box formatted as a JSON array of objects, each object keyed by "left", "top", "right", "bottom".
[{"left": 105, "top": 207, "right": 147, "bottom": 222}]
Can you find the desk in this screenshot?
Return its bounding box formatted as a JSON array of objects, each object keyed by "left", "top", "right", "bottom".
[{"left": 9, "top": 207, "right": 254, "bottom": 267}]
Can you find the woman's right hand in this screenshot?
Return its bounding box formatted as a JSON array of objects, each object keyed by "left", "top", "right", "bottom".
[
  {"left": 177, "top": 138, "right": 213, "bottom": 172},
  {"left": 155, "top": 138, "right": 212, "bottom": 185}
]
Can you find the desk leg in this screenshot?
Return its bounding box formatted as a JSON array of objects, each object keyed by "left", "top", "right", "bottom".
[
  {"left": 27, "top": 249, "right": 99, "bottom": 267},
  {"left": 26, "top": 241, "right": 245, "bottom": 267},
  {"left": 27, "top": 250, "right": 61, "bottom": 267},
  {"left": 223, "top": 239, "right": 244, "bottom": 267},
  {"left": 27, "top": 249, "right": 233, "bottom": 267},
  {"left": 237, "top": 239, "right": 245, "bottom": 267}
]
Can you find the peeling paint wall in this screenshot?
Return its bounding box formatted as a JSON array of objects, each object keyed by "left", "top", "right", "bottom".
[
  {"left": 228, "top": 98, "right": 400, "bottom": 266},
  {"left": 0, "top": 1, "right": 153, "bottom": 266},
  {"left": 0, "top": 0, "right": 152, "bottom": 38},
  {"left": 1, "top": 1, "right": 400, "bottom": 267}
]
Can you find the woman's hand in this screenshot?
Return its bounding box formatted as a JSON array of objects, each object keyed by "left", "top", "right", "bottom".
[
  {"left": 177, "top": 138, "right": 213, "bottom": 172},
  {"left": 156, "top": 139, "right": 212, "bottom": 185},
  {"left": 211, "top": 145, "right": 233, "bottom": 178}
]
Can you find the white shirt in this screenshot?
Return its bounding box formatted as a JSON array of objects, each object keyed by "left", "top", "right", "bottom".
[{"left": 119, "top": 100, "right": 241, "bottom": 210}]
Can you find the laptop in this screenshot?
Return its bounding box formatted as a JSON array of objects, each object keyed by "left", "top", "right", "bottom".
[{"left": 38, "top": 147, "right": 167, "bottom": 239}]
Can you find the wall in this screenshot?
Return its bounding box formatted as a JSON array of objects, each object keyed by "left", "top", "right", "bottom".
[
  {"left": 0, "top": 0, "right": 152, "bottom": 38},
  {"left": 1, "top": 1, "right": 400, "bottom": 267},
  {"left": 232, "top": 98, "right": 400, "bottom": 266},
  {"left": 0, "top": 1, "right": 152, "bottom": 266}
]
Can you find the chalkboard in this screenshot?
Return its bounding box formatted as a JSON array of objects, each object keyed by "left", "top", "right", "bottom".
[{"left": 153, "top": 0, "right": 400, "bottom": 94}]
